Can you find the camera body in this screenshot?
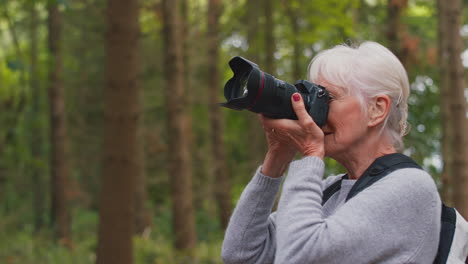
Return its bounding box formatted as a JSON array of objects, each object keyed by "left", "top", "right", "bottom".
[{"left": 221, "top": 56, "right": 330, "bottom": 127}]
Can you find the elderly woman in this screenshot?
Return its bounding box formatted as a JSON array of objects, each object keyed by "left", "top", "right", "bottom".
[{"left": 221, "top": 42, "right": 441, "bottom": 264}]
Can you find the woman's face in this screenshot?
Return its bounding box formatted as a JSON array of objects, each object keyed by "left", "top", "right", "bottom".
[{"left": 319, "top": 83, "right": 369, "bottom": 158}]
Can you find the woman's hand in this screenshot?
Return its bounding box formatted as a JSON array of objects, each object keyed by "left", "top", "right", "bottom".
[
  {"left": 260, "top": 93, "right": 325, "bottom": 177},
  {"left": 259, "top": 114, "right": 297, "bottom": 178}
]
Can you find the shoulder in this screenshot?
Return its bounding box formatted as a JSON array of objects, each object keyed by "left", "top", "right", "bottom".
[
  {"left": 339, "top": 168, "right": 441, "bottom": 263},
  {"left": 382, "top": 168, "right": 439, "bottom": 196},
  {"left": 380, "top": 168, "right": 441, "bottom": 261},
  {"left": 346, "top": 167, "right": 442, "bottom": 231},
  {"left": 346, "top": 167, "right": 441, "bottom": 216},
  {"left": 357, "top": 168, "right": 441, "bottom": 222}
]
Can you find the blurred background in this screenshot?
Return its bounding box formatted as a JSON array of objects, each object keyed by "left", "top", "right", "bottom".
[{"left": 0, "top": 0, "right": 467, "bottom": 263}]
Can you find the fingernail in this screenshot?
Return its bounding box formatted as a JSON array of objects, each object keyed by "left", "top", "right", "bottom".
[{"left": 293, "top": 94, "right": 301, "bottom": 102}]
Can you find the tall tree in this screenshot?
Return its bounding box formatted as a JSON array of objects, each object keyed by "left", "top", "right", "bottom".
[
  {"left": 284, "top": 0, "right": 302, "bottom": 81},
  {"left": 246, "top": 0, "right": 261, "bottom": 64},
  {"left": 436, "top": 0, "right": 453, "bottom": 204},
  {"left": 134, "top": 3, "right": 151, "bottom": 231},
  {"left": 264, "top": 0, "right": 275, "bottom": 75},
  {"left": 30, "top": 0, "right": 45, "bottom": 233},
  {"left": 386, "top": 0, "right": 408, "bottom": 66},
  {"left": 207, "top": 0, "right": 232, "bottom": 230},
  {"left": 134, "top": 120, "right": 151, "bottom": 235},
  {"left": 66, "top": 0, "right": 107, "bottom": 211},
  {"left": 96, "top": 0, "right": 140, "bottom": 262},
  {"left": 162, "top": 0, "right": 197, "bottom": 252},
  {"left": 246, "top": 0, "right": 266, "bottom": 170},
  {"left": 47, "top": 0, "right": 71, "bottom": 246},
  {"left": 439, "top": 0, "right": 468, "bottom": 217}
]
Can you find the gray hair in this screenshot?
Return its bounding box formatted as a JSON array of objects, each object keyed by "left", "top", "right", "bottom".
[{"left": 308, "top": 41, "right": 410, "bottom": 151}]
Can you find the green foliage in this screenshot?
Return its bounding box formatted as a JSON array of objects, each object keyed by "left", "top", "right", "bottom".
[
  {"left": 0, "top": 210, "right": 96, "bottom": 264},
  {"left": 0, "top": 0, "right": 465, "bottom": 262},
  {"left": 0, "top": 208, "right": 225, "bottom": 264}
]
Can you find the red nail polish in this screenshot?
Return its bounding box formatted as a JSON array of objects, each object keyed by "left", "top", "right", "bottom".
[{"left": 293, "top": 94, "right": 300, "bottom": 102}]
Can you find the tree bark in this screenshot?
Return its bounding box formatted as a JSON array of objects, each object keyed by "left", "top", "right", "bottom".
[
  {"left": 69, "top": 0, "right": 106, "bottom": 211},
  {"left": 436, "top": 0, "right": 453, "bottom": 205},
  {"left": 443, "top": 0, "right": 468, "bottom": 218},
  {"left": 284, "top": 1, "right": 302, "bottom": 81},
  {"left": 96, "top": 0, "right": 140, "bottom": 262},
  {"left": 134, "top": 121, "right": 152, "bottom": 235},
  {"left": 207, "top": 0, "right": 232, "bottom": 230},
  {"left": 386, "top": 0, "right": 408, "bottom": 67},
  {"left": 47, "top": 0, "right": 72, "bottom": 246},
  {"left": 264, "top": 0, "right": 275, "bottom": 75},
  {"left": 30, "top": 0, "right": 45, "bottom": 233},
  {"left": 246, "top": 0, "right": 261, "bottom": 64},
  {"left": 246, "top": 0, "right": 266, "bottom": 170},
  {"left": 162, "top": 0, "right": 197, "bottom": 252}
]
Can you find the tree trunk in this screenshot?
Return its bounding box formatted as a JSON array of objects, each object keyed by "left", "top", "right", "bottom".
[
  {"left": 284, "top": 1, "right": 302, "bottom": 81},
  {"left": 264, "top": 0, "right": 275, "bottom": 75},
  {"left": 246, "top": 0, "right": 261, "bottom": 64},
  {"left": 47, "top": 0, "right": 72, "bottom": 246},
  {"left": 207, "top": 0, "right": 232, "bottom": 230},
  {"left": 436, "top": 0, "right": 453, "bottom": 205},
  {"left": 134, "top": 2, "right": 151, "bottom": 230},
  {"left": 386, "top": 0, "right": 408, "bottom": 67},
  {"left": 162, "top": 0, "right": 197, "bottom": 252},
  {"left": 134, "top": 121, "right": 152, "bottom": 235},
  {"left": 246, "top": 0, "right": 266, "bottom": 171},
  {"left": 70, "top": 0, "right": 106, "bottom": 211},
  {"left": 30, "top": 0, "right": 45, "bottom": 233},
  {"left": 443, "top": 0, "right": 468, "bottom": 218},
  {"left": 96, "top": 0, "right": 140, "bottom": 262}
]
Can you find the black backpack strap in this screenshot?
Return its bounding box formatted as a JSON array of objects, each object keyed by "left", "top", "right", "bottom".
[
  {"left": 433, "top": 204, "right": 456, "bottom": 264},
  {"left": 346, "top": 153, "right": 422, "bottom": 201},
  {"left": 322, "top": 153, "right": 421, "bottom": 205},
  {"left": 321, "top": 174, "right": 348, "bottom": 206},
  {"left": 321, "top": 153, "right": 460, "bottom": 264}
]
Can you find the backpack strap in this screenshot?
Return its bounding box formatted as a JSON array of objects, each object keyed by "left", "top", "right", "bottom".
[
  {"left": 320, "top": 153, "right": 463, "bottom": 264},
  {"left": 433, "top": 204, "right": 456, "bottom": 264},
  {"left": 345, "top": 153, "right": 421, "bottom": 201},
  {"left": 321, "top": 174, "right": 348, "bottom": 206},
  {"left": 321, "top": 153, "right": 421, "bottom": 205}
]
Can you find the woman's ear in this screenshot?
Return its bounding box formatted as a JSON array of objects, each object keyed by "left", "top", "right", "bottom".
[{"left": 368, "top": 94, "right": 391, "bottom": 128}]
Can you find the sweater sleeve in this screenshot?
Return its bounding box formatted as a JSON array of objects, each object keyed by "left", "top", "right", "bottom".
[
  {"left": 221, "top": 167, "right": 283, "bottom": 264},
  {"left": 274, "top": 156, "right": 441, "bottom": 264}
]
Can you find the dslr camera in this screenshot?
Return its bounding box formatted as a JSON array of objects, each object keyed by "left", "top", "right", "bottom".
[{"left": 220, "top": 56, "right": 330, "bottom": 127}]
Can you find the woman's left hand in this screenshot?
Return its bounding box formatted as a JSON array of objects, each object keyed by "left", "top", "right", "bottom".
[{"left": 261, "top": 93, "right": 325, "bottom": 159}]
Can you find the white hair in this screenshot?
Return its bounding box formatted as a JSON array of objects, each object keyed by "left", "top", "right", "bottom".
[{"left": 308, "top": 41, "right": 410, "bottom": 151}]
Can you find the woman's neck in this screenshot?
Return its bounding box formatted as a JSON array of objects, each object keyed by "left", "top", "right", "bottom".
[{"left": 334, "top": 136, "right": 397, "bottom": 180}]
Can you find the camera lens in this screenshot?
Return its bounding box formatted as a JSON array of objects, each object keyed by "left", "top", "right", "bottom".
[
  {"left": 237, "top": 72, "right": 250, "bottom": 98},
  {"left": 220, "top": 56, "right": 330, "bottom": 126}
]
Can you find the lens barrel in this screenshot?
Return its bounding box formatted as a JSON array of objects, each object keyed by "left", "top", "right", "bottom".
[{"left": 220, "top": 56, "right": 330, "bottom": 127}]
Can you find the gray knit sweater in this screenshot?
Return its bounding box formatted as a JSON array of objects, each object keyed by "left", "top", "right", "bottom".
[{"left": 222, "top": 156, "right": 441, "bottom": 264}]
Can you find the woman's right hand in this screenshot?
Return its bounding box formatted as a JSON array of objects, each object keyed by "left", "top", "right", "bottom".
[{"left": 259, "top": 114, "right": 297, "bottom": 178}]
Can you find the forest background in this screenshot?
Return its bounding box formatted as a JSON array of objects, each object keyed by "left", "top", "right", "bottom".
[{"left": 0, "top": 0, "right": 467, "bottom": 263}]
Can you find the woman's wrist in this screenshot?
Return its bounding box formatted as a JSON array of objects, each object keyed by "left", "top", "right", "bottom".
[
  {"left": 261, "top": 150, "right": 295, "bottom": 178},
  {"left": 302, "top": 146, "right": 325, "bottom": 159},
  {"left": 303, "top": 150, "right": 325, "bottom": 160}
]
